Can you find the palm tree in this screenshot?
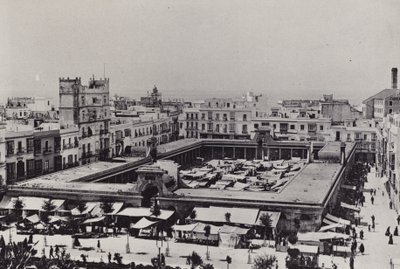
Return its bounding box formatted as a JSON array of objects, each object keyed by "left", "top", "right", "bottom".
[
  {"left": 259, "top": 213, "right": 272, "bottom": 246},
  {"left": 253, "top": 254, "right": 277, "bottom": 269},
  {"left": 204, "top": 225, "right": 211, "bottom": 260},
  {"left": 189, "top": 210, "right": 197, "bottom": 223},
  {"left": 41, "top": 200, "right": 56, "bottom": 223},
  {"left": 13, "top": 198, "right": 24, "bottom": 219},
  {"left": 225, "top": 212, "right": 231, "bottom": 223},
  {"left": 188, "top": 251, "right": 203, "bottom": 269}
]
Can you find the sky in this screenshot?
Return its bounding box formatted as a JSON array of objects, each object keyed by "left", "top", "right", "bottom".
[{"left": 1, "top": 0, "right": 400, "bottom": 106}]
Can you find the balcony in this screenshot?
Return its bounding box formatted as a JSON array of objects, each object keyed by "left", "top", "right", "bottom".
[
  {"left": 82, "top": 151, "right": 93, "bottom": 158},
  {"left": 16, "top": 148, "right": 26, "bottom": 155},
  {"left": 100, "top": 129, "right": 109, "bottom": 135},
  {"left": 63, "top": 144, "right": 73, "bottom": 150},
  {"left": 43, "top": 147, "right": 53, "bottom": 155},
  {"left": 6, "top": 151, "right": 14, "bottom": 157},
  {"left": 27, "top": 147, "right": 34, "bottom": 154}
]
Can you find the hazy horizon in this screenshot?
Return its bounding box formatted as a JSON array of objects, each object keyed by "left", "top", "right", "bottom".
[{"left": 1, "top": 0, "right": 400, "bottom": 106}]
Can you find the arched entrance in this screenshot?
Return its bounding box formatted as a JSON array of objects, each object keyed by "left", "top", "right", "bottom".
[{"left": 141, "top": 184, "right": 159, "bottom": 207}]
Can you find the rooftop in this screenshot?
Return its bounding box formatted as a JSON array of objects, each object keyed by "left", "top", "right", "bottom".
[{"left": 174, "top": 162, "right": 341, "bottom": 205}]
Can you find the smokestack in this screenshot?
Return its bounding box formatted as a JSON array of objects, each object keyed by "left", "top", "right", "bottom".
[{"left": 392, "top": 67, "right": 398, "bottom": 89}]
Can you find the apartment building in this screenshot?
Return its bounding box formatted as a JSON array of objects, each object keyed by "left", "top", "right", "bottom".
[
  {"left": 59, "top": 76, "right": 111, "bottom": 164},
  {"left": 376, "top": 114, "right": 400, "bottom": 212},
  {"left": 182, "top": 93, "right": 264, "bottom": 140},
  {"left": 60, "top": 126, "right": 80, "bottom": 169},
  {"left": 363, "top": 68, "right": 400, "bottom": 119}
]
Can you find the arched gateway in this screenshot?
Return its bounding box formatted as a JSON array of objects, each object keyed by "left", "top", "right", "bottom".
[{"left": 135, "top": 165, "right": 174, "bottom": 207}]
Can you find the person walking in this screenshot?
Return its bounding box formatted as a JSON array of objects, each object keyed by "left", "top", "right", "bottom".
[
  {"left": 359, "top": 243, "right": 365, "bottom": 255},
  {"left": 350, "top": 255, "right": 354, "bottom": 269},
  {"left": 390, "top": 201, "right": 393, "bottom": 209},
  {"left": 97, "top": 240, "right": 101, "bottom": 252},
  {"left": 371, "top": 215, "right": 375, "bottom": 226},
  {"left": 397, "top": 215, "right": 400, "bottom": 225},
  {"left": 386, "top": 227, "right": 391, "bottom": 236},
  {"left": 55, "top": 245, "right": 59, "bottom": 258},
  {"left": 108, "top": 252, "right": 112, "bottom": 263},
  {"left": 360, "top": 230, "right": 364, "bottom": 240},
  {"left": 371, "top": 196, "right": 374, "bottom": 205},
  {"left": 389, "top": 234, "right": 394, "bottom": 245},
  {"left": 49, "top": 246, "right": 54, "bottom": 259},
  {"left": 394, "top": 226, "right": 399, "bottom": 236},
  {"left": 374, "top": 189, "right": 376, "bottom": 195}
]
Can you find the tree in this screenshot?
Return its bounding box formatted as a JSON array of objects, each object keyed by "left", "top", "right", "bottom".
[
  {"left": 225, "top": 212, "right": 231, "bottom": 223},
  {"left": 13, "top": 198, "right": 24, "bottom": 218},
  {"left": 226, "top": 255, "right": 232, "bottom": 269},
  {"left": 287, "top": 233, "right": 298, "bottom": 245},
  {"left": 188, "top": 251, "right": 203, "bottom": 269},
  {"left": 1, "top": 240, "right": 38, "bottom": 269},
  {"left": 76, "top": 201, "right": 87, "bottom": 214},
  {"left": 41, "top": 200, "right": 56, "bottom": 223},
  {"left": 189, "top": 210, "right": 197, "bottom": 223},
  {"left": 253, "top": 254, "right": 277, "bottom": 269},
  {"left": 259, "top": 213, "right": 272, "bottom": 246},
  {"left": 294, "top": 218, "right": 301, "bottom": 230},
  {"left": 204, "top": 225, "right": 211, "bottom": 260},
  {"left": 100, "top": 201, "right": 113, "bottom": 214}
]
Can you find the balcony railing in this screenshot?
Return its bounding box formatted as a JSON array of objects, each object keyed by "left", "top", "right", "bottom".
[
  {"left": 100, "top": 129, "right": 109, "bottom": 135},
  {"left": 16, "top": 148, "right": 26, "bottom": 155},
  {"left": 82, "top": 151, "right": 93, "bottom": 158},
  {"left": 43, "top": 147, "right": 53, "bottom": 155},
  {"left": 6, "top": 151, "right": 14, "bottom": 157}
]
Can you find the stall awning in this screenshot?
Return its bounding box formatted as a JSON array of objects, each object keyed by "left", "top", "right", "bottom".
[
  {"left": 117, "top": 207, "right": 174, "bottom": 220},
  {"left": 291, "top": 245, "right": 319, "bottom": 255},
  {"left": 83, "top": 216, "right": 105, "bottom": 224},
  {"left": 7, "top": 197, "right": 57, "bottom": 211},
  {"left": 106, "top": 202, "right": 124, "bottom": 215},
  {"left": 172, "top": 223, "right": 198, "bottom": 232},
  {"left": 132, "top": 217, "right": 158, "bottom": 229},
  {"left": 340, "top": 202, "right": 361, "bottom": 212},
  {"left": 192, "top": 222, "right": 221, "bottom": 234},
  {"left": 25, "top": 214, "right": 40, "bottom": 224},
  {"left": 325, "top": 214, "right": 351, "bottom": 226},
  {"left": 191, "top": 206, "right": 259, "bottom": 226},
  {"left": 71, "top": 202, "right": 99, "bottom": 216},
  {"left": 298, "top": 232, "right": 350, "bottom": 242},
  {"left": 219, "top": 225, "right": 249, "bottom": 235},
  {"left": 49, "top": 215, "right": 69, "bottom": 224},
  {"left": 318, "top": 223, "right": 344, "bottom": 232},
  {"left": 322, "top": 218, "right": 336, "bottom": 226},
  {"left": 341, "top": 185, "right": 357, "bottom": 191},
  {"left": 256, "top": 211, "right": 281, "bottom": 228},
  {"left": 0, "top": 195, "right": 11, "bottom": 209}
]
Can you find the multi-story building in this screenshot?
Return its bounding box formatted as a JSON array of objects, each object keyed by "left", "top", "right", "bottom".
[
  {"left": 33, "top": 123, "right": 62, "bottom": 176},
  {"left": 110, "top": 114, "right": 174, "bottom": 158},
  {"left": 60, "top": 125, "right": 80, "bottom": 169},
  {"left": 253, "top": 116, "right": 332, "bottom": 142},
  {"left": 182, "top": 93, "right": 265, "bottom": 140},
  {"left": 59, "top": 76, "right": 111, "bottom": 164},
  {"left": 376, "top": 113, "right": 400, "bottom": 212},
  {"left": 363, "top": 68, "right": 400, "bottom": 119},
  {"left": 4, "top": 124, "right": 35, "bottom": 184}
]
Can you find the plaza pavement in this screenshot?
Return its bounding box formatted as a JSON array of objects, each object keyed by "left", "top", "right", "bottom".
[{"left": 1, "top": 168, "right": 399, "bottom": 269}]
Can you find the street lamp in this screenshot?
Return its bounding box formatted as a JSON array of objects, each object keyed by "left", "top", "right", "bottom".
[
  {"left": 126, "top": 231, "right": 130, "bottom": 253},
  {"left": 156, "top": 236, "right": 164, "bottom": 269}
]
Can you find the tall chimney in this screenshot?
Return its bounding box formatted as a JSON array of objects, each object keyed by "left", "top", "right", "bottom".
[{"left": 392, "top": 67, "right": 398, "bottom": 89}]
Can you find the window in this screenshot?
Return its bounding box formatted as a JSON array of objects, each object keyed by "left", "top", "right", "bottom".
[
  {"left": 254, "top": 123, "right": 259, "bottom": 129},
  {"left": 202, "top": 124, "right": 205, "bottom": 131},
  {"left": 44, "top": 160, "right": 49, "bottom": 172},
  {"left": 300, "top": 125, "right": 305, "bottom": 130},
  {"left": 17, "top": 141, "right": 22, "bottom": 153},
  {"left": 261, "top": 122, "right": 269, "bottom": 126},
  {"left": 389, "top": 109, "right": 393, "bottom": 114},
  {"left": 320, "top": 125, "right": 324, "bottom": 131},
  {"left": 364, "top": 134, "right": 367, "bottom": 140},
  {"left": 242, "top": 125, "right": 248, "bottom": 134},
  {"left": 215, "top": 113, "right": 220, "bottom": 120},
  {"left": 201, "top": 113, "right": 206, "bottom": 120},
  {"left": 290, "top": 124, "right": 295, "bottom": 130},
  {"left": 389, "top": 101, "right": 393, "bottom": 106},
  {"left": 243, "top": 114, "right": 247, "bottom": 121},
  {"left": 273, "top": 124, "right": 276, "bottom": 129}
]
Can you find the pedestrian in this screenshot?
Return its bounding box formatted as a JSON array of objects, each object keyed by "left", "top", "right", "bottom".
[
  {"left": 108, "top": 252, "right": 112, "bottom": 263},
  {"left": 374, "top": 189, "right": 376, "bottom": 195},
  {"left": 359, "top": 243, "right": 365, "bottom": 255},
  {"left": 55, "top": 245, "right": 59, "bottom": 258},
  {"left": 372, "top": 222, "right": 375, "bottom": 232},
  {"left": 360, "top": 230, "right": 364, "bottom": 240},
  {"left": 389, "top": 234, "right": 394, "bottom": 245},
  {"left": 397, "top": 215, "right": 400, "bottom": 225},
  {"left": 386, "top": 227, "right": 391, "bottom": 236},
  {"left": 370, "top": 189, "right": 373, "bottom": 196},
  {"left": 371, "top": 215, "right": 375, "bottom": 225},
  {"left": 368, "top": 224, "right": 371, "bottom": 232},
  {"left": 394, "top": 226, "right": 399, "bottom": 236},
  {"left": 49, "top": 246, "right": 54, "bottom": 259},
  {"left": 350, "top": 256, "right": 354, "bottom": 269},
  {"left": 61, "top": 248, "right": 66, "bottom": 260},
  {"left": 382, "top": 190, "right": 385, "bottom": 196},
  {"left": 371, "top": 196, "right": 374, "bottom": 205},
  {"left": 390, "top": 201, "right": 393, "bottom": 209},
  {"left": 97, "top": 239, "right": 101, "bottom": 252}
]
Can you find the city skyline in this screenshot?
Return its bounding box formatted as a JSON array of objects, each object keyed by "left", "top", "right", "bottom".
[{"left": 1, "top": 0, "right": 400, "bottom": 105}]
